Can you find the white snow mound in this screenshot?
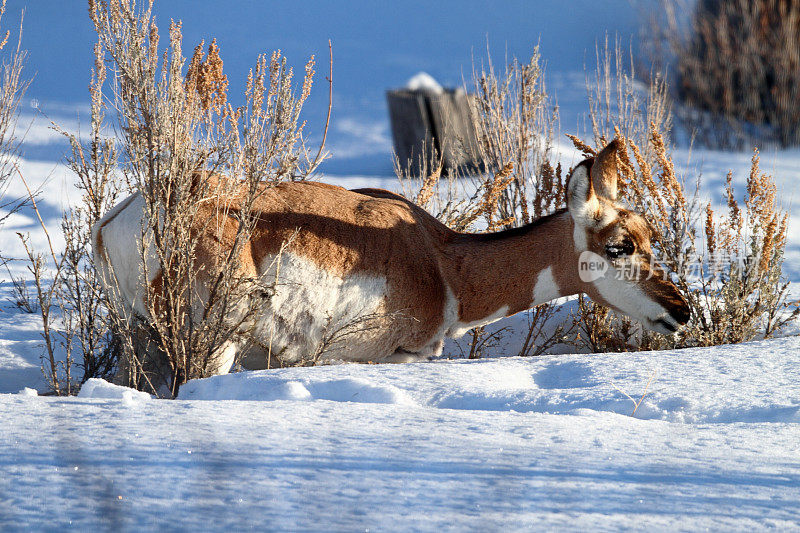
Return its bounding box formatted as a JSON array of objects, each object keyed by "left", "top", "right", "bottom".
[
  {"left": 405, "top": 71, "right": 443, "bottom": 93},
  {"left": 77, "top": 378, "right": 152, "bottom": 402},
  {"left": 180, "top": 373, "right": 416, "bottom": 405}
]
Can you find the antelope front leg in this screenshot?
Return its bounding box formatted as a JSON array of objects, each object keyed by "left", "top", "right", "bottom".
[{"left": 382, "top": 338, "right": 445, "bottom": 363}]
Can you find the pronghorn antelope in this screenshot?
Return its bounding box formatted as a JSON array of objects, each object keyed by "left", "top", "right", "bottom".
[{"left": 93, "top": 140, "right": 689, "bottom": 377}]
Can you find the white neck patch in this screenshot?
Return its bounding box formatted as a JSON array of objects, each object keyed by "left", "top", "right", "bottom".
[{"left": 532, "top": 266, "right": 561, "bottom": 305}]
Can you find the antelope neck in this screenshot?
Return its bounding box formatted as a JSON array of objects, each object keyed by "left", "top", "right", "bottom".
[{"left": 442, "top": 208, "right": 584, "bottom": 323}]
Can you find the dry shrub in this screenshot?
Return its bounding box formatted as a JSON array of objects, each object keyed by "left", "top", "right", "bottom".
[
  {"left": 80, "top": 0, "right": 323, "bottom": 396},
  {"left": 0, "top": 3, "right": 88, "bottom": 395},
  {"left": 48, "top": 36, "right": 122, "bottom": 392},
  {"left": 398, "top": 47, "right": 574, "bottom": 358},
  {"left": 586, "top": 35, "right": 671, "bottom": 166},
  {"left": 694, "top": 151, "right": 797, "bottom": 344},
  {"left": 573, "top": 31, "right": 798, "bottom": 351},
  {"left": 653, "top": 0, "right": 800, "bottom": 148},
  {"left": 471, "top": 46, "right": 563, "bottom": 224},
  {"left": 0, "top": 0, "right": 26, "bottom": 221}
]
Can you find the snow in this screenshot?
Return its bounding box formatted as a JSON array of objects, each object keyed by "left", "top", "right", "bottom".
[
  {"left": 405, "top": 71, "right": 444, "bottom": 93},
  {"left": 181, "top": 337, "right": 800, "bottom": 424},
  {"left": 180, "top": 372, "right": 416, "bottom": 405},
  {"left": 77, "top": 378, "right": 153, "bottom": 402},
  {"left": 2, "top": 339, "right": 800, "bottom": 530}
]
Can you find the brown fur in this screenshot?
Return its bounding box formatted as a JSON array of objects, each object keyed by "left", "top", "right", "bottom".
[
  {"left": 173, "top": 177, "right": 599, "bottom": 360},
  {"left": 99, "top": 139, "right": 690, "bottom": 369},
  {"left": 574, "top": 199, "right": 690, "bottom": 325},
  {"left": 184, "top": 164, "right": 686, "bottom": 358},
  {"left": 191, "top": 180, "right": 451, "bottom": 352}
]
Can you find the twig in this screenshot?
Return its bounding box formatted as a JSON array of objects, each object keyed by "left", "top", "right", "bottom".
[
  {"left": 610, "top": 368, "right": 658, "bottom": 416},
  {"left": 14, "top": 162, "right": 58, "bottom": 265},
  {"left": 310, "top": 39, "right": 332, "bottom": 172}
]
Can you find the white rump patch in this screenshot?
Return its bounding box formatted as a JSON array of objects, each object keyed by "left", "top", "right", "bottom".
[{"left": 93, "top": 192, "right": 160, "bottom": 318}]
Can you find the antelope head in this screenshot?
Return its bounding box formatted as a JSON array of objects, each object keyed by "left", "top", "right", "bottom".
[{"left": 566, "top": 139, "right": 691, "bottom": 335}]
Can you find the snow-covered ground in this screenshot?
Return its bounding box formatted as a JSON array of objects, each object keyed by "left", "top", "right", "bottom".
[{"left": 2, "top": 338, "right": 799, "bottom": 530}]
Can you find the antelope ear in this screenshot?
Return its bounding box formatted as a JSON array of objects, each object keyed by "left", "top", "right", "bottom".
[
  {"left": 590, "top": 138, "right": 620, "bottom": 201},
  {"left": 566, "top": 159, "right": 600, "bottom": 228}
]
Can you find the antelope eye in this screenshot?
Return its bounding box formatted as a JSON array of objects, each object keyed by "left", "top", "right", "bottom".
[{"left": 605, "top": 240, "right": 634, "bottom": 259}]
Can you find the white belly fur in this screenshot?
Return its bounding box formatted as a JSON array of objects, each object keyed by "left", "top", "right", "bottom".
[{"left": 245, "top": 251, "right": 393, "bottom": 365}]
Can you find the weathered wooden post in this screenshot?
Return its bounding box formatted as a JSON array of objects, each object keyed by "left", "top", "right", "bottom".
[{"left": 386, "top": 76, "right": 481, "bottom": 176}]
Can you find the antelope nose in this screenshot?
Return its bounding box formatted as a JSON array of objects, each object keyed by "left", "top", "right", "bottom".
[{"left": 670, "top": 300, "right": 691, "bottom": 326}]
